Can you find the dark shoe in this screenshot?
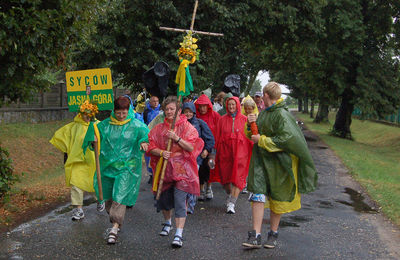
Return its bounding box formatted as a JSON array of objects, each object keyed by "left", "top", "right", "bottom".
[
  {"left": 264, "top": 231, "right": 278, "bottom": 249},
  {"left": 242, "top": 230, "right": 261, "bottom": 249},
  {"left": 171, "top": 235, "right": 183, "bottom": 248},
  {"left": 147, "top": 175, "right": 153, "bottom": 184}
]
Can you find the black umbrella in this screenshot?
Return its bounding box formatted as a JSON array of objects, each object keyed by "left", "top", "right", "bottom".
[
  {"left": 222, "top": 74, "right": 240, "bottom": 97},
  {"left": 142, "top": 61, "right": 170, "bottom": 99}
]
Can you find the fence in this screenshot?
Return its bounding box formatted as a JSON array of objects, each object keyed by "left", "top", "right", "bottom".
[
  {"left": 0, "top": 84, "right": 128, "bottom": 124},
  {"left": 353, "top": 108, "right": 400, "bottom": 125}
]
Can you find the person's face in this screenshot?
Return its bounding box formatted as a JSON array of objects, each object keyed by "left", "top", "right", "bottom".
[
  {"left": 183, "top": 108, "right": 194, "bottom": 120},
  {"left": 227, "top": 99, "right": 237, "bottom": 114},
  {"left": 254, "top": 95, "right": 262, "bottom": 104},
  {"left": 198, "top": 104, "right": 208, "bottom": 115},
  {"left": 150, "top": 96, "right": 159, "bottom": 109},
  {"left": 262, "top": 92, "right": 269, "bottom": 105},
  {"left": 244, "top": 105, "right": 254, "bottom": 116},
  {"left": 114, "top": 109, "right": 129, "bottom": 121},
  {"left": 165, "top": 103, "right": 177, "bottom": 120},
  {"left": 81, "top": 114, "right": 91, "bottom": 123}
]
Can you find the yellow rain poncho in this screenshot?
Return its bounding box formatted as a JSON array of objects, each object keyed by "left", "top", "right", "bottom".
[{"left": 50, "top": 114, "right": 96, "bottom": 192}]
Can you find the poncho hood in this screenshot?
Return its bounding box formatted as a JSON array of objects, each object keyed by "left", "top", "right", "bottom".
[
  {"left": 225, "top": 96, "right": 242, "bottom": 116},
  {"left": 182, "top": 102, "right": 196, "bottom": 114},
  {"left": 195, "top": 94, "right": 213, "bottom": 115}
]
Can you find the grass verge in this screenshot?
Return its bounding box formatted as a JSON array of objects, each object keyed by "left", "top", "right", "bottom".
[
  {"left": 296, "top": 112, "right": 400, "bottom": 226},
  {"left": 0, "top": 119, "right": 71, "bottom": 230}
]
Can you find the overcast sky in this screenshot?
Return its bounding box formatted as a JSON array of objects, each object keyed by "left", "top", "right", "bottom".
[{"left": 256, "top": 71, "right": 290, "bottom": 97}]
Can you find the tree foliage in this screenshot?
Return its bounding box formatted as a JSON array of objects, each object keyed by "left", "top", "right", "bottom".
[{"left": 0, "top": 0, "right": 107, "bottom": 105}]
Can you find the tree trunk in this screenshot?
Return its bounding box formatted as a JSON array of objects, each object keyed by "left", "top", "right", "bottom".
[
  {"left": 244, "top": 71, "right": 258, "bottom": 96},
  {"left": 298, "top": 99, "right": 303, "bottom": 112},
  {"left": 310, "top": 100, "right": 314, "bottom": 118},
  {"left": 302, "top": 96, "right": 309, "bottom": 114},
  {"left": 333, "top": 91, "right": 354, "bottom": 139},
  {"left": 314, "top": 103, "right": 329, "bottom": 123}
]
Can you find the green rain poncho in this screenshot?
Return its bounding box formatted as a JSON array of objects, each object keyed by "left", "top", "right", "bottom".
[
  {"left": 94, "top": 109, "right": 149, "bottom": 206},
  {"left": 247, "top": 100, "right": 317, "bottom": 202}
]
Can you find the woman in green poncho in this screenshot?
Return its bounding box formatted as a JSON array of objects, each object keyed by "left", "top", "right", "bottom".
[{"left": 94, "top": 96, "right": 149, "bottom": 244}]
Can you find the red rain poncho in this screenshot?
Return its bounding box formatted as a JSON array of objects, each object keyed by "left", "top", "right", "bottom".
[
  {"left": 215, "top": 97, "right": 253, "bottom": 189},
  {"left": 147, "top": 114, "right": 204, "bottom": 196},
  {"left": 195, "top": 94, "right": 221, "bottom": 182}
]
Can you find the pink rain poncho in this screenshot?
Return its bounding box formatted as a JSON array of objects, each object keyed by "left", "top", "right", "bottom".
[
  {"left": 147, "top": 114, "right": 204, "bottom": 196},
  {"left": 215, "top": 97, "right": 253, "bottom": 190}
]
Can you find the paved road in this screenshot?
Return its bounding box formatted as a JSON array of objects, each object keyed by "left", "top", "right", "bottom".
[{"left": 1, "top": 129, "right": 399, "bottom": 260}]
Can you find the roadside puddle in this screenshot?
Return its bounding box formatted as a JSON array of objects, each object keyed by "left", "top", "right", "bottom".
[{"left": 336, "top": 187, "right": 378, "bottom": 214}]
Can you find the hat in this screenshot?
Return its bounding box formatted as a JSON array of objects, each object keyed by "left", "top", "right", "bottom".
[
  {"left": 255, "top": 91, "right": 262, "bottom": 97},
  {"left": 142, "top": 61, "right": 170, "bottom": 99}
]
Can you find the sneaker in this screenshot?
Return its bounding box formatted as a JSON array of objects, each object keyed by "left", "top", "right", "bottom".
[
  {"left": 241, "top": 187, "right": 248, "bottom": 194},
  {"left": 242, "top": 230, "right": 262, "bottom": 249},
  {"left": 226, "top": 202, "right": 235, "bottom": 214},
  {"left": 171, "top": 235, "right": 183, "bottom": 248},
  {"left": 264, "top": 231, "right": 278, "bottom": 249},
  {"left": 198, "top": 189, "right": 206, "bottom": 201},
  {"left": 71, "top": 208, "right": 84, "bottom": 221},
  {"left": 97, "top": 202, "right": 105, "bottom": 212},
  {"left": 105, "top": 228, "right": 118, "bottom": 244},
  {"left": 159, "top": 223, "right": 172, "bottom": 236},
  {"left": 205, "top": 187, "right": 213, "bottom": 200}
]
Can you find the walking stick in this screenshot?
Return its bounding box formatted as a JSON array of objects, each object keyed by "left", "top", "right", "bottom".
[
  {"left": 156, "top": 97, "right": 181, "bottom": 200},
  {"left": 94, "top": 140, "right": 104, "bottom": 203}
]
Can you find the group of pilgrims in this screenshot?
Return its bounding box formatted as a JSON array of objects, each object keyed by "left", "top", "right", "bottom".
[{"left": 50, "top": 81, "right": 317, "bottom": 249}]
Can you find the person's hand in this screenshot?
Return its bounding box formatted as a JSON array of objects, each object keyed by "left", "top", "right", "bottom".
[
  {"left": 251, "top": 134, "right": 261, "bottom": 143},
  {"left": 200, "top": 149, "right": 209, "bottom": 159},
  {"left": 167, "top": 130, "right": 179, "bottom": 141},
  {"left": 248, "top": 114, "right": 257, "bottom": 123},
  {"left": 162, "top": 150, "right": 172, "bottom": 159},
  {"left": 140, "top": 142, "right": 149, "bottom": 152}
]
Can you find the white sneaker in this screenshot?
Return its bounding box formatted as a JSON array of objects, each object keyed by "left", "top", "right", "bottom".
[
  {"left": 205, "top": 187, "right": 213, "bottom": 200},
  {"left": 226, "top": 202, "right": 235, "bottom": 214},
  {"left": 71, "top": 208, "right": 84, "bottom": 220}
]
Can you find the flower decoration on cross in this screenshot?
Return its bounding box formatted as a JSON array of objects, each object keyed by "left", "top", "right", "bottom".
[
  {"left": 177, "top": 31, "right": 200, "bottom": 64},
  {"left": 175, "top": 31, "right": 200, "bottom": 97}
]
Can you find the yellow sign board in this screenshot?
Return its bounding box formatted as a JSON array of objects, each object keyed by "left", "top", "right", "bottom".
[
  {"left": 66, "top": 68, "right": 112, "bottom": 92},
  {"left": 65, "top": 68, "right": 114, "bottom": 111}
]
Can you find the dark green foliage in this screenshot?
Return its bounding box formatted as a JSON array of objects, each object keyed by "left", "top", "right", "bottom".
[
  {"left": 0, "top": 0, "right": 107, "bottom": 105},
  {"left": 0, "top": 145, "right": 17, "bottom": 199}
]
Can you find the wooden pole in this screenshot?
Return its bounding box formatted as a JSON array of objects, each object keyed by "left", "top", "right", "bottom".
[
  {"left": 159, "top": 27, "right": 224, "bottom": 37},
  {"left": 94, "top": 141, "right": 103, "bottom": 201},
  {"left": 190, "top": 0, "right": 199, "bottom": 31},
  {"left": 155, "top": 96, "right": 182, "bottom": 200}
]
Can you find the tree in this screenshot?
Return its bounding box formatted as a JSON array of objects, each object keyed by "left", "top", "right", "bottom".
[{"left": 0, "top": 0, "right": 107, "bottom": 105}]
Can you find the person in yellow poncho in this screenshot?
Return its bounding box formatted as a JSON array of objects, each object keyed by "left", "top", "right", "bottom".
[
  {"left": 241, "top": 95, "right": 259, "bottom": 194},
  {"left": 50, "top": 100, "right": 99, "bottom": 221}
]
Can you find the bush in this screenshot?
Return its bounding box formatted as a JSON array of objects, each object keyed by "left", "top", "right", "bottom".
[{"left": 0, "top": 145, "right": 17, "bottom": 199}]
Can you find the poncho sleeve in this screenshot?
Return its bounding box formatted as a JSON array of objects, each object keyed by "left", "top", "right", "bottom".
[{"left": 49, "top": 123, "right": 72, "bottom": 153}]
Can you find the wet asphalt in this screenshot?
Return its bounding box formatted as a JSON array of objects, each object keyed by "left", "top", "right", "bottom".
[{"left": 1, "top": 129, "right": 400, "bottom": 260}]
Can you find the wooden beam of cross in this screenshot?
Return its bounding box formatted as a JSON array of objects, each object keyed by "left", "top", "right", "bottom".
[{"left": 159, "top": 0, "right": 224, "bottom": 37}]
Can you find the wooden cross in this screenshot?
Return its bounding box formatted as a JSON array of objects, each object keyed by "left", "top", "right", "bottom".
[
  {"left": 155, "top": 1, "right": 223, "bottom": 200},
  {"left": 159, "top": 0, "right": 224, "bottom": 37}
]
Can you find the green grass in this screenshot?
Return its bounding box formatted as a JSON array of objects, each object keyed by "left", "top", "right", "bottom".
[
  {"left": 0, "top": 119, "right": 71, "bottom": 184},
  {"left": 296, "top": 112, "right": 400, "bottom": 226}
]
